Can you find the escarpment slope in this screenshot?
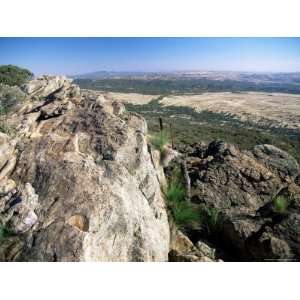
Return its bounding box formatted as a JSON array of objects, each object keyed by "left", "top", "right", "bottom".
[{"left": 0, "top": 76, "right": 170, "bottom": 261}]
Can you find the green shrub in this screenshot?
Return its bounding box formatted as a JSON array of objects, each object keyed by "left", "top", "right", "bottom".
[
  {"left": 273, "top": 196, "right": 288, "bottom": 214},
  {"left": 150, "top": 130, "right": 169, "bottom": 152},
  {"left": 165, "top": 168, "right": 199, "bottom": 228},
  {"left": 0, "top": 65, "right": 33, "bottom": 87},
  {"left": 0, "top": 83, "right": 26, "bottom": 114},
  {"left": 0, "top": 224, "right": 12, "bottom": 242}
]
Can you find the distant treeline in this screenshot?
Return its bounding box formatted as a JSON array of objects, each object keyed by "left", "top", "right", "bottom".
[{"left": 74, "top": 78, "right": 300, "bottom": 95}]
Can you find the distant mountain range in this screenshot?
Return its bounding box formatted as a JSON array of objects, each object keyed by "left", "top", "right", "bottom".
[{"left": 71, "top": 70, "right": 300, "bottom": 85}]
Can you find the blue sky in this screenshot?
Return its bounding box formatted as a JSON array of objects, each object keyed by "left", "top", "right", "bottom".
[{"left": 0, "top": 38, "right": 299, "bottom": 75}]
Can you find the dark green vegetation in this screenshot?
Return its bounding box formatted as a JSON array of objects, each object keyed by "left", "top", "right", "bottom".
[
  {"left": 0, "top": 65, "right": 33, "bottom": 87},
  {"left": 75, "top": 78, "right": 300, "bottom": 95},
  {"left": 0, "top": 65, "right": 31, "bottom": 115},
  {"left": 0, "top": 224, "right": 13, "bottom": 242},
  {"left": 126, "top": 98, "right": 300, "bottom": 163},
  {"left": 0, "top": 84, "right": 26, "bottom": 115},
  {"left": 164, "top": 166, "right": 221, "bottom": 234},
  {"left": 164, "top": 168, "right": 199, "bottom": 228}
]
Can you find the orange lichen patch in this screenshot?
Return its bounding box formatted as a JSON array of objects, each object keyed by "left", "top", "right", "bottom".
[{"left": 67, "top": 214, "right": 89, "bottom": 232}]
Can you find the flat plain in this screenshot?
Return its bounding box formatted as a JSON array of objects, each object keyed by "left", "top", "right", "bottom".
[
  {"left": 160, "top": 92, "right": 300, "bottom": 129},
  {"left": 105, "top": 91, "right": 300, "bottom": 130}
]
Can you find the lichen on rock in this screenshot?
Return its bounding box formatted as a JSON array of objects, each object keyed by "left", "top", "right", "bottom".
[{"left": 0, "top": 75, "right": 170, "bottom": 262}]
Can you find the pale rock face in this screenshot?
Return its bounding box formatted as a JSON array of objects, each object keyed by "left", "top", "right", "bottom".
[
  {"left": 0, "top": 76, "right": 170, "bottom": 262},
  {"left": 0, "top": 133, "right": 15, "bottom": 170},
  {"left": 21, "top": 75, "right": 80, "bottom": 102}
]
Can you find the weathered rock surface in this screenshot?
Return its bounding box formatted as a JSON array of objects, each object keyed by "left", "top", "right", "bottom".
[
  {"left": 0, "top": 76, "right": 170, "bottom": 261},
  {"left": 21, "top": 75, "right": 80, "bottom": 100},
  {"left": 168, "top": 217, "right": 219, "bottom": 262},
  {"left": 184, "top": 140, "right": 300, "bottom": 261}
]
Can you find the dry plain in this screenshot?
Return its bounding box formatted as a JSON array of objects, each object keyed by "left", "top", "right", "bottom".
[
  {"left": 160, "top": 92, "right": 300, "bottom": 129},
  {"left": 84, "top": 90, "right": 300, "bottom": 130}
]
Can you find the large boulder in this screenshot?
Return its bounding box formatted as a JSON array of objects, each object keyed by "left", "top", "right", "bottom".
[
  {"left": 168, "top": 219, "right": 218, "bottom": 262},
  {"left": 21, "top": 75, "right": 80, "bottom": 100},
  {"left": 185, "top": 141, "right": 300, "bottom": 261},
  {"left": 0, "top": 77, "right": 170, "bottom": 262}
]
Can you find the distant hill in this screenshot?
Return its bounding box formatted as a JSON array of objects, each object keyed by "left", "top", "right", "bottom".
[
  {"left": 71, "top": 70, "right": 152, "bottom": 79},
  {"left": 71, "top": 70, "right": 300, "bottom": 85}
]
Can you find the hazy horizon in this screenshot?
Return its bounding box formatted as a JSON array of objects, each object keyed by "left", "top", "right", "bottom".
[{"left": 0, "top": 37, "right": 300, "bottom": 75}]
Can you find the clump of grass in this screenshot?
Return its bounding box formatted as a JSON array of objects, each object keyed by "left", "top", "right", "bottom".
[
  {"left": 165, "top": 168, "right": 199, "bottom": 228},
  {"left": 171, "top": 200, "right": 200, "bottom": 227},
  {"left": 150, "top": 130, "right": 169, "bottom": 153},
  {"left": 0, "top": 224, "right": 13, "bottom": 242},
  {"left": 199, "top": 206, "right": 220, "bottom": 235},
  {"left": 273, "top": 196, "right": 289, "bottom": 214}
]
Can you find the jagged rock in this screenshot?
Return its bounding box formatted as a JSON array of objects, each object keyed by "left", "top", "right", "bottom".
[
  {"left": 0, "top": 133, "right": 15, "bottom": 170},
  {"left": 96, "top": 95, "right": 106, "bottom": 104},
  {"left": 161, "top": 147, "right": 180, "bottom": 167},
  {"left": 39, "top": 100, "right": 74, "bottom": 119},
  {"left": 0, "top": 178, "right": 16, "bottom": 196},
  {"left": 186, "top": 140, "right": 300, "bottom": 261},
  {"left": 8, "top": 205, "right": 38, "bottom": 234},
  {"left": 112, "top": 100, "right": 125, "bottom": 116},
  {"left": 168, "top": 219, "right": 217, "bottom": 262},
  {"left": 0, "top": 156, "right": 16, "bottom": 181},
  {"left": 21, "top": 75, "right": 72, "bottom": 99},
  {"left": 196, "top": 240, "right": 217, "bottom": 260},
  {"left": 252, "top": 144, "right": 300, "bottom": 179},
  {"left": 0, "top": 183, "right": 39, "bottom": 234},
  {"left": 0, "top": 77, "right": 170, "bottom": 262}
]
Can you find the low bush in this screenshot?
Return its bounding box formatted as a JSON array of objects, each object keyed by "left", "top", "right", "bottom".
[
  {"left": 0, "top": 83, "right": 26, "bottom": 115},
  {"left": 0, "top": 65, "right": 33, "bottom": 87}
]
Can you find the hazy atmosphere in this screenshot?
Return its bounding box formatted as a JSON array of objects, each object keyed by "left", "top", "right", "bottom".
[{"left": 0, "top": 37, "right": 300, "bottom": 74}]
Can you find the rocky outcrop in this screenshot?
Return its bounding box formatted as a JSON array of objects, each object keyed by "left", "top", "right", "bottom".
[
  {"left": 0, "top": 76, "right": 170, "bottom": 261},
  {"left": 21, "top": 75, "right": 80, "bottom": 100},
  {"left": 168, "top": 218, "right": 219, "bottom": 262},
  {"left": 183, "top": 140, "right": 300, "bottom": 261}
]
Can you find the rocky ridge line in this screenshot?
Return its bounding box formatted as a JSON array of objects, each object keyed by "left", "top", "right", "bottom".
[{"left": 0, "top": 75, "right": 172, "bottom": 261}]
